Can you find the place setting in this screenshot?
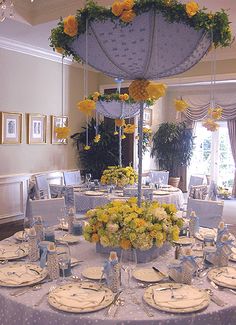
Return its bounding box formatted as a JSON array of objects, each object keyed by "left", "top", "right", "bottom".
[{"left": 0, "top": 242, "right": 28, "bottom": 261}]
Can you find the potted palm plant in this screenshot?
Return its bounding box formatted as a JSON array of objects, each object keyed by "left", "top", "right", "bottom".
[{"left": 151, "top": 122, "right": 194, "bottom": 188}]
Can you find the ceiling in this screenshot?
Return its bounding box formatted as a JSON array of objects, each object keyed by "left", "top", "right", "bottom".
[{"left": 0, "top": 0, "right": 236, "bottom": 62}]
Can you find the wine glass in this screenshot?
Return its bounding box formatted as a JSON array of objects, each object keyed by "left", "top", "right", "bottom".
[
  {"left": 22, "top": 217, "right": 32, "bottom": 242},
  {"left": 120, "top": 248, "right": 137, "bottom": 293},
  {"left": 86, "top": 173, "right": 92, "bottom": 188},
  {"left": 56, "top": 242, "right": 71, "bottom": 282}
]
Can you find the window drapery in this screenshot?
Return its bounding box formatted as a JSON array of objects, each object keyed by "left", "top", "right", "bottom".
[{"left": 227, "top": 120, "right": 236, "bottom": 197}]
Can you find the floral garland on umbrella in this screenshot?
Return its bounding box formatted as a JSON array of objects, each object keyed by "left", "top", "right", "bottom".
[{"left": 50, "top": 0, "right": 233, "bottom": 59}]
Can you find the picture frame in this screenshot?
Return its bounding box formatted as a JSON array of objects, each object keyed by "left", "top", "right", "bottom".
[
  {"left": 0, "top": 112, "right": 23, "bottom": 144},
  {"left": 51, "top": 115, "right": 69, "bottom": 144},
  {"left": 27, "top": 113, "right": 47, "bottom": 144},
  {"left": 143, "top": 108, "right": 153, "bottom": 126}
]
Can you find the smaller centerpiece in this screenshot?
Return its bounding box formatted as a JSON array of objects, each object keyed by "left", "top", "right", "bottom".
[
  {"left": 100, "top": 166, "right": 138, "bottom": 188},
  {"left": 84, "top": 198, "right": 183, "bottom": 263}
]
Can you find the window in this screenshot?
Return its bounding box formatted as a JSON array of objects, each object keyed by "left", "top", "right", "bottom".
[{"left": 188, "top": 121, "right": 234, "bottom": 188}]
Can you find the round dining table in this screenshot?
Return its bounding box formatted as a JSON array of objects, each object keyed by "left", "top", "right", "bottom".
[
  {"left": 74, "top": 187, "right": 184, "bottom": 213},
  {"left": 0, "top": 233, "right": 236, "bottom": 325}
]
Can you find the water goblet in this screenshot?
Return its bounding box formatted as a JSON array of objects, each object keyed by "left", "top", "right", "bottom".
[
  {"left": 120, "top": 248, "right": 137, "bottom": 293},
  {"left": 56, "top": 242, "right": 71, "bottom": 282}
]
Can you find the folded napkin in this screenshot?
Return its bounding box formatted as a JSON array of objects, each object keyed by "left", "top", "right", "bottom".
[
  {"left": 52, "top": 288, "right": 105, "bottom": 309},
  {"left": 153, "top": 286, "right": 205, "bottom": 309},
  {"left": 0, "top": 265, "right": 41, "bottom": 285},
  {"left": 214, "top": 268, "right": 236, "bottom": 286},
  {"left": 0, "top": 244, "right": 26, "bottom": 259}
]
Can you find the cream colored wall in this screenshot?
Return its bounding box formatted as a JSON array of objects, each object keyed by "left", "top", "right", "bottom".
[{"left": 0, "top": 48, "right": 99, "bottom": 175}]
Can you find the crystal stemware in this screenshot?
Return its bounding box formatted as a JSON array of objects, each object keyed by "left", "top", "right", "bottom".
[
  {"left": 56, "top": 242, "right": 71, "bottom": 282},
  {"left": 120, "top": 248, "right": 137, "bottom": 293}
]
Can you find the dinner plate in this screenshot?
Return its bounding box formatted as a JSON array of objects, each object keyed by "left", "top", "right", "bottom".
[
  {"left": 48, "top": 282, "right": 113, "bottom": 313},
  {"left": 133, "top": 268, "right": 166, "bottom": 283},
  {"left": 194, "top": 227, "right": 217, "bottom": 242},
  {"left": 144, "top": 283, "right": 210, "bottom": 314},
  {"left": 0, "top": 263, "right": 47, "bottom": 287},
  {"left": 56, "top": 234, "right": 80, "bottom": 244},
  {"left": 153, "top": 190, "right": 170, "bottom": 196},
  {"left": 0, "top": 243, "right": 28, "bottom": 260},
  {"left": 208, "top": 266, "right": 236, "bottom": 289},
  {"left": 173, "top": 237, "right": 195, "bottom": 246},
  {"left": 57, "top": 221, "right": 69, "bottom": 231},
  {"left": 230, "top": 247, "right": 236, "bottom": 262},
  {"left": 84, "top": 191, "right": 105, "bottom": 196},
  {"left": 13, "top": 230, "right": 29, "bottom": 241},
  {"left": 82, "top": 266, "right": 105, "bottom": 280}
]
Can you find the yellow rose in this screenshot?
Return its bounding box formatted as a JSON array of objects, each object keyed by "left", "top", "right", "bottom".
[
  {"left": 91, "top": 233, "right": 100, "bottom": 243},
  {"left": 112, "top": 1, "right": 124, "bottom": 16},
  {"left": 55, "top": 127, "right": 70, "bottom": 139},
  {"left": 121, "top": 134, "right": 126, "bottom": 139},
  {"left": 94, "top": 134, "right": 101, "bottom": 143},
  {"left": 77, "top": 99, "right": 96, "bottom": 115},
  {"left": 63, "top": 15, "right": 78, "bottom": 37},
  {"left": 124, "top": 124, "right": 136, "bottom": 134},
  {"left": 202, "top": 118, "right": 219, "bottom": 132},
  {"left": 115, "top": 119, "right": 125, "bottom": 127},
  {"left": 119, "top": 94, "right": 125, "bottom": 101},
  {"left": 120, "top": 238, "right": 131, "bottom": 250},
  {"left": 146, "top": 83, "right": 167, "bottom": 100},
  {"left": 84, "top": 145, "right": 91, "bottom": 151},
  {"left": 208, "top": 107, "right": 223, "bottom": 120},
  {"left": 123, "top": 93, "right": 129, "bottom": 100},
  {"left": 114, "top": 131, "right": 119, "bottom": 135},
  {"left": 120, "top": 9, "right": 136, "bottom": 23},
  {"left": 174, "top": 99, "right": 189, "bottom": 112},
  {"left": 185, "top": 1, "right": 199, "bottom": 17},
  {"left": 122, "top": 0, "right": 134, "bottom": 11},
  {"left": 55, "top": 47, "right": 64, "bottom": 54}
]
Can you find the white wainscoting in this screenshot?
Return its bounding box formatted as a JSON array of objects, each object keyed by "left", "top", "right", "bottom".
[
  {"left": 0, "top": 174, "right": 30, "bottom": 224},
  {"left": 0, "top": 170, "right": 77, "bottom": 224}
]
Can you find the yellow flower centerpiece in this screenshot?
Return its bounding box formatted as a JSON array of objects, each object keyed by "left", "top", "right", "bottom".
[
  {"left": 84, "top": 198, "right": 183, "bottom": 262},
  {"left": 101, "top": 166, "right": 138, "bottom": 187}
]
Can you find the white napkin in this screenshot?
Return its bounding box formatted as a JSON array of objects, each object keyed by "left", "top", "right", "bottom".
[
  {"left": 153, "top": 286, "right": 205, "bottom": 309},
  {"left": 0, "top": 265, "right": 41, "bottom": 285},
  {"left": 52, "top": 287, "right": 105, "bottom": 309},
  {"left": 214, "top": 268, "right": 236, "bottom": 286},
  {"left": 0, "top": 244, "right": 26, "bottom": 259}
]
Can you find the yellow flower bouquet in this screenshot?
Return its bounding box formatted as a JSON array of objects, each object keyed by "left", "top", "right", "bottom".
[
  {"left": 100, "top": 166, "right": 138, "bottom": 187},
  {"left": 84, "top": 198, "right": 183, "bottom": 261}
]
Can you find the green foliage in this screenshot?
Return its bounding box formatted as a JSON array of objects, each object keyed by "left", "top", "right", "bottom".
[
  {"left": 49, "top": 0, "right": 233, "bottom": 59},
  {"left": 71, "top": 118, "right": 119, "bottom": 179},
  {"left": 87, "top": 92, "right": 154, "bottom": 106},
  {"left": 151, "top": 122, "right": 194, "bottom": 177}
]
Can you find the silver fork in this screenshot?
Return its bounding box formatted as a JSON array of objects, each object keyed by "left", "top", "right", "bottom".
[
  {"left": 131, "top": 295, "right": 154, "bottom": 317},
  {"left": 210, "top": 281, "right": 236, "bottom": 295},
  {"left": 34, "top": 286, "right": 56, "bottom": 307}
]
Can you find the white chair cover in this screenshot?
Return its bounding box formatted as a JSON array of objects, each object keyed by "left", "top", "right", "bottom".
[
  {"left": 189, "top": 185, "right": 208, "bottom": 200},
  {"left": 207, "top": 181, "right": 218, "bottom": 201},
  {"left": 50, "top": 184, "right": 75, "bottom": 208},
  {"left": 186, "top": 197, "right": 224, "bottom": 228},
  {"left": 188, "top": 175, "right": 205, "bottom": 190},
  {"left": 27, "top": 197, "right": 66, "bottom": 227},
  {"left": 63, "top": 171, "right": 81, "bottom": 186},
  {"left": 35, "top": 174, "right": 51, "bottom": 199},
  {"left": 149, "top": 171, "right": 169, "bottom": 185}
]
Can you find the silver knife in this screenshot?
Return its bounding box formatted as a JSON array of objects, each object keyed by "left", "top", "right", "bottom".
[
  {"left": 206, "top": 289, "right": 226, "bottom": 307},
  {"left": 104, "top": 290, "right": 122, "bottom": 316}
]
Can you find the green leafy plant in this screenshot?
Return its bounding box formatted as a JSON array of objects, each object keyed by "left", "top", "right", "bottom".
[
  {"left": 71, "top": 118, "right": 119, "bottom": 179},
  {"left": 151, "top": 122, "right": 194, "bottom": 177}
]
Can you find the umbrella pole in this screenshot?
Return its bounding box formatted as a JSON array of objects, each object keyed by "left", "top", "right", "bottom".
[{"left": 138, "top": 102, "right": 144, "bottom": 207}]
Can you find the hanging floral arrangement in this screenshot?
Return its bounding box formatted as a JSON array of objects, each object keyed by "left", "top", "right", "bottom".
[
  {"left": 174, "top": 99, "right": 189, "bottom": 112},
  {"left": 55, "top": 126, "right": 71, "bottom": 140},
  {"left": 203, "top": 106, "right": 223, "bottom": 132}
]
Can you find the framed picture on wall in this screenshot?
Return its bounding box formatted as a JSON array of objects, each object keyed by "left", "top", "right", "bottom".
[
  {"left": 51, "top": 115, "right": 69, "bottom": 144},
  {"left": 0, "top": 112, "right": 23, "bottom": 144},
  {"left": 27, "top": 113, "right": 47, "bottom": 144},
  {"left": 143, "top": 108, "right": 153, "bottom": 126}
]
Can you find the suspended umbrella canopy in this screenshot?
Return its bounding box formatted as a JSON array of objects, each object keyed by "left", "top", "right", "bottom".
[{"left": 50, "top": 1, "right": 232, "bottom": 80}]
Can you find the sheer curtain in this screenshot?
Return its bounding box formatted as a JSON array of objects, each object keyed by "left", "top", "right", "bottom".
[{"left": 227, "top": 120, "right": 236, "bottom": 197}]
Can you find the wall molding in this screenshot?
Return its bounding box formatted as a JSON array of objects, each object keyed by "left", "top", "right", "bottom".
[{"left": 0, "top": 36, "right": 97, "bottom": 72}]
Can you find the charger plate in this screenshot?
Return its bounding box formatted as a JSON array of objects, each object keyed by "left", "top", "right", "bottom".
[
  {"left": 133, "top": 268, "right": 165, "bottom": 283},
  {"left": 173, "top": 237, "right": 195, "bottom": 246},
  {"left": 84, "top": 191, "right": 105, "bottom": 196},
  {"left": 48, "top": 282, "right": 113, "bottom": 313},
  {"left": 194, "top": 227, "right": 217, "bottom": 242},
  {"left": 153, "top": 191, "right": 169, "bottom": 196},
  {"left": 82, "top": 266, "right": 105, "bottom": 280},
  {"left": 0, "top": 243, "right": 28, "bottom": 260},
  {"left": 0, "top": 263, "right": 47, "bottom": 287},
  {"left": 208, "top": 266, "right": 236, "bottom": 289},
  {"left": 144, "top": 283, "right": 210, "bottom": 314},
  {"left": 13, "top": 230, "right": 29, "bottom": 241}
]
